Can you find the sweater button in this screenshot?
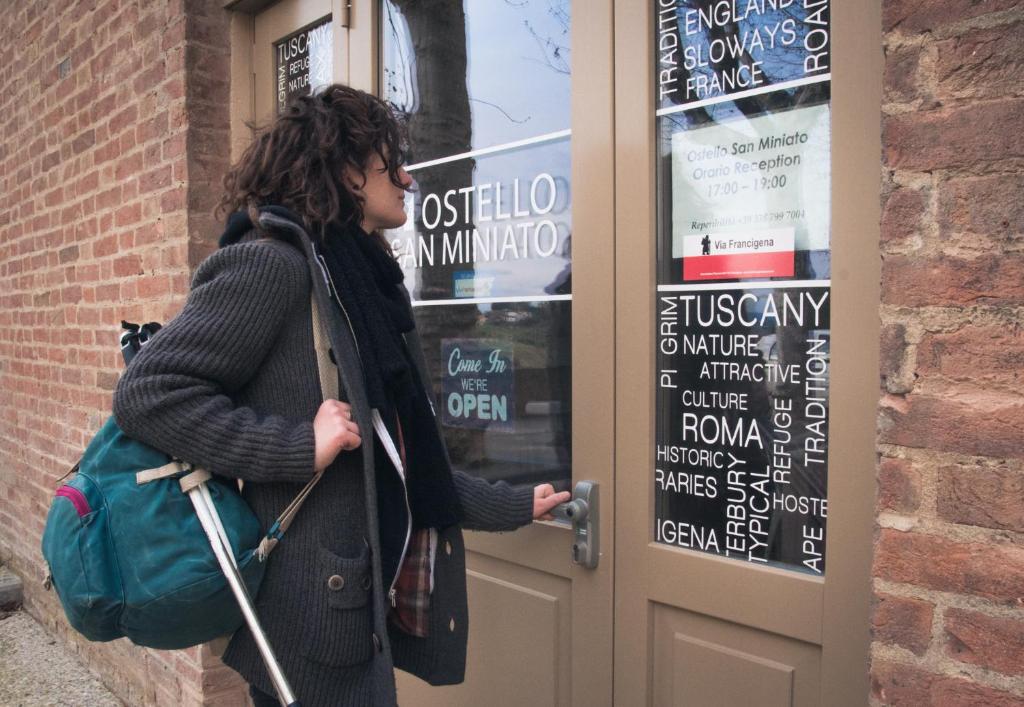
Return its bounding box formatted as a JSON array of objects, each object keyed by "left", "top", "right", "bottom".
[
  {"left": 444, "top": 541, "right": 452, "bottom": 556},
  {"left": 327, "top": 574, "right": 345, "bottom": 591}
]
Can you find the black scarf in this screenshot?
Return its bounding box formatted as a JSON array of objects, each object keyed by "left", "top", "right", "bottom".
[{"left": 316, "top": 218, "right": 464, "bottom": 539}]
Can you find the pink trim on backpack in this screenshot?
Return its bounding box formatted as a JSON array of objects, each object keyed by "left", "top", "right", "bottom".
[{"left": 56, "top": 486, "right": 91, "bottom": 517}]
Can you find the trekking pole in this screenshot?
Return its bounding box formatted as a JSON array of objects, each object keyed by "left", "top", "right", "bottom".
[{"left": 186, "top": 483, "right": 301, "bottom": 707}]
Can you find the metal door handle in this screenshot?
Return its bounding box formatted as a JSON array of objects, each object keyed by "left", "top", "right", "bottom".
[{"left": 551, "top": 481, "right": 599, "bottom": 569}]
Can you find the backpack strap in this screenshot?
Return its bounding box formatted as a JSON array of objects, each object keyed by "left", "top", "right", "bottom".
[
  {"left": 136, "top": 461, "right": 188, "bottom": 484},
  {"left": 255, "top": 291, "right": 337, "bottom": 561}
]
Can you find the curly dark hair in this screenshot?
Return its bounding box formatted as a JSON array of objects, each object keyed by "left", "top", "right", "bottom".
[{"left": 215, "top": 84, "right": 408, "bottom": 241}]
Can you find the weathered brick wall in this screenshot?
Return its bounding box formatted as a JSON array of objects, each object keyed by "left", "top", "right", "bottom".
[
  {"left": 872, "top": 1, "right": 1024, "bottom": 705},
  {"left": 0, "top": 1, "right": 247, "bottom": 704}
]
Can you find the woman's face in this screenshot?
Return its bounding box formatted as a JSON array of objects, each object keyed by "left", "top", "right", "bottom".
[{"left": 348, "top": 150, "right": 412, "bottom": 233}]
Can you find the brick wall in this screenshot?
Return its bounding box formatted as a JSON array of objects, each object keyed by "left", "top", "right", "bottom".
[
  {"left": 872, "top": 1, "right": 1024, "bottom": 705},
  {"left": 0, "top": 1, "right": 247, "bottom": 704}
]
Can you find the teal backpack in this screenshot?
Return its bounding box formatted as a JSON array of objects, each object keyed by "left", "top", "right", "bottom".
[
  {"left": 41, "top": 309, "right": 332, "bottom": 651},
  {"left": 41, "top": 417, "right": 266, "bottom": 649}
]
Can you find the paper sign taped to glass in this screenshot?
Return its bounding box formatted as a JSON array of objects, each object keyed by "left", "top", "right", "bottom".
[{"left": 671, "top": 103, "right": 830, "bottom": 276}]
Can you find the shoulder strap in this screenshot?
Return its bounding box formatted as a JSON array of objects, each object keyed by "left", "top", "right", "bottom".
[{"left": 255, "top": 292, "right": 337, "bottom": 561}]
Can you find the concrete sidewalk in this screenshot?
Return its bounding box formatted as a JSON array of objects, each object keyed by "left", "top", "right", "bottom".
[{"left": 0, "top": 606, "right": 123, "bottom": 706}]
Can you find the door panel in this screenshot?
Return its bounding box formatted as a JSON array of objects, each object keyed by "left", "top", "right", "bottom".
[
  {"left": 402, "top": 559, "right": 571, "bottom": 707},
  {"left": 647, "top": 547, "right": 823, "bottom": 644},
  {"left": 651, "top": 605, "right": 822, "bottom": 706},
  {"left": 614, "top": 1, "right": 879, "bottom": 705}
]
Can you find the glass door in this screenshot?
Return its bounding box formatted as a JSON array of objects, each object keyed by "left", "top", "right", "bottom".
[{"left": 361, "top": 1, "right": 616, "bottom": 705}]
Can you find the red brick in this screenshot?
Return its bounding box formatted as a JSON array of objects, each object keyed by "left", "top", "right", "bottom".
[
  {"left": 161, "top": 132, "right": 186, "bottom": 161},
  {"left": 132, "top": 62, "right": 165, "bottom": 96},
  {"left": 872, "top": 660, "right": 1024, "bottom": 707},
  {"left": 119, "top": 130, "right": 137, "bottom": 153},
  {"left": 872, "top": 592, "right": 934, "bottom": 655},
  {"left": 917, "top": 325, "right": 1023, "bottom": 390},
  {"left": 95, "top": 185, "right": 122, "bottom": 211},
  {"left": 871, "top": 661, "right": 935, "bottom": 706},
  {"left": 89, "top": 92, "right": 118, "bottom": 127},
  {"left": 880, "top": 187, "right": 928, "bottom": 244},
  {"left": 139, "top": 165, "right": 172, "bottom": 194},
  {"left": 884, "top": 46, "right": 925, "bottom": 103},
  {"left": 96, "top": 371, "right": 119, "bottom": 392},
  {"left": 114, "top": 203, "right": 142, "bottom": 228},
  {"left": 878, "top": 457, "right": 920, "bottom": 513},
  {"left": 936, "top": 23, "right": 1024, "bottom": 101},
  {"left": 107, "top": 105, "right": 138, "bottom": 137},
  {"left": 881, "top": 254, "right": 1024, "bottom": 307},
  {"left": 945, "top": 608, "right": 1024, "bottom": 676},
  {"left": 938, "top": 174, "right": 1024, "bottom": 239},
  {"left": 114, "top": 152, "right": 144, "bottom": 182},
  {"left": 873, "top": 529, "right": 1024, "bottom": 604},
  {"left": 879, "top": 323, "right": 910, "bottom": 393},
  {"left": 72, "top": 129, "right": 96, "bottom": 155},
  {"left": 41, "top": 150, "right": 60, "bottom": 172},
  {"left": 883, "top": 100, "right": 1024, "bottom": 172},
  {"left": 112, "top": 254, "right": 143, "bottom": 278},
  {"left": 58, "top": 245, "right": 79, "bottom": 264},
  {"left": 931, "top": 680, "right": 1024, "bottom": 707},
  {"left": 135, "top": 111, "right": 169, "bottom": 144},
  {"left": 938, "top": 463, "right": 1024, "bottom": 533},
  {"left": 136, "top": 274, "right": 172, "bottom": 300},
  {"left": 884, "top": 0, "right": 1021, "bottom": 33},
  {"left": 880, "top": 387, "right": 1024, "bottom": 459},
  {"left": 160, "top": 186, "right": 186, "bottom": 213}
]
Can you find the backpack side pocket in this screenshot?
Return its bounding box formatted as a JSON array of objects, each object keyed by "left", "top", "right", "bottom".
[{"left": 42, "top": 475, "right": 123, "bottom": 642}]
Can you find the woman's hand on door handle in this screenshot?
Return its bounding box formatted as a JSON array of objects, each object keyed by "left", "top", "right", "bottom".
[{"left": 533, "top": 484, "right": 572, "bottom": 521}]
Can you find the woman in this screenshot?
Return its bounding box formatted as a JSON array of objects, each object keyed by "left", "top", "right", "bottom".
[{"left": 112, "top": 84, "right": 569, "bottom": 706}]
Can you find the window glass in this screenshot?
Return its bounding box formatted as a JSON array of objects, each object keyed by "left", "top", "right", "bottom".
[
  {"left": 383, "top": 1, "right": 570, "bottom": 154},
  {"left": 382, "top": 0, "right": 572, "bottom": 488}
]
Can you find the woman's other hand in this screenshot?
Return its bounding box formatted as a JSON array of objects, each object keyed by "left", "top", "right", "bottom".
[
  {"left": 313, "top": 399, "right": 362, "bottom": 472},
  {"left": 533, "top": 484, "right": 571, "bottom": 521}
]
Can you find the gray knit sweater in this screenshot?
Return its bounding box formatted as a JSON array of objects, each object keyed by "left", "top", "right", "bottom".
[{"left": 112, "top": 217, "right": 535, "bottom": 706}]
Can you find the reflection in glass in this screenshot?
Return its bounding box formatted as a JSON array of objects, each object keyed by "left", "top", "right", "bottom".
[
  {"left": 382, "top": 0, "right": 571, "bottom": 488},
  {"left": 383, "top": 0, "right": 570, "bottom": 155}
]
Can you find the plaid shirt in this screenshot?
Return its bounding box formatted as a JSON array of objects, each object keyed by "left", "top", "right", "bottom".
[
  {"left": 389, "top": 527, "right": 432, "bottom": 637},
  {"left": 388, "top": 415, "right": 432, "bottom": 638}
]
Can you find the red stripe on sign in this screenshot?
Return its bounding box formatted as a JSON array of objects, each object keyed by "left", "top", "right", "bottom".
[{"left": 683, "top": 251, "right": 794, "bottom": 281}]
